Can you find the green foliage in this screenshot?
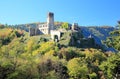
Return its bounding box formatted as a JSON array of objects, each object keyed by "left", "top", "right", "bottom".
[
  {"left": 0, "top": 28, "right": 23, "bottom": 45},
  {"left": 110, "top": 30, "right": 120, "bottom": 36},
  {"left": 104, "top": 22, "right": 120, "bottom": 51},
  {"left": 36, "top": 41, "right": 56, "bottom": 55},
  {"left": 0, "top": 26, "right": 120, "bottom": 79},
  {"left": 37, "top": 56, "right": 68, "bottom": 79},
  {"left": 89, "top": 72, "right": 97, "bottom": 79},
  {"left": 39, "top": 37, "right": 48, "bottom": 42},
  {"left": 85, "top": 48, "right": 107, "bottom": 64},
  {"left": 67, "top": 58, "right": 88, "bottom": 79},
  {"left": 61, "top": 22, "right": 69, "bottom": 30},
  {"left": 59, "top": 31, "right": 72, "bottom": 46},
  {"left": 105, "top": 30, "right": 120, "bottom": 51},
  {"left": 100, "top": 53, "right": 120, "bottom": 79},
  {"left": 58, "top": 47, "right": 84, "bottom": 61},
  {"left": 26, "top": 39, "right": 39, "bottom": 53}
]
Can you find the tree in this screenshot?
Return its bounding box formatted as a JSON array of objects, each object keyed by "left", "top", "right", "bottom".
[
  {"left": 26, "top": 39, "right": 39, "bottom": 54},
  {"left": 99, "top": 53, "right": 120, "bottom": 79},
  {"left": 0, "top": 39, "right": 25, "bottom": 79},
  {"left": 67, "top": 58, "right": 88, "bottom": 79},
  {"left": 104, "top": 21, "right": 120, "bottom": 51},
  {"left": 61, "top": 22, "right": 69, "bottom": 30},
  {"left": 33, "top": 41, "right": 55, "bottom": 55},
  {"left": 37, "top": 57, "right": 68, "bottom": 79},
  {"left": 58, "top": 47, "right": 80, "bottom": 61}
]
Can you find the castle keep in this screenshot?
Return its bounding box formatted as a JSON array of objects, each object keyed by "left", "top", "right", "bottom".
[
  {"left": 29, "top": 12, "right": 54, "bottom": 36},
  {"left": 38, "top": 12, "right": 54, "bottom": 34}
]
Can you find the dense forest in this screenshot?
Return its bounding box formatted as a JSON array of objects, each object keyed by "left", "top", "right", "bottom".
[{"left": 0, "top": 22, "right": 120, "bottom": 79}]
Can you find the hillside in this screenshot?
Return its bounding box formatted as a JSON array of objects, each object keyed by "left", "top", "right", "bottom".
[
  {"left": 12, "top": 23, "right": 115, "bottom": 50},
  {"left": 0, "top": 24, "right": 120, "bottom": 79}
]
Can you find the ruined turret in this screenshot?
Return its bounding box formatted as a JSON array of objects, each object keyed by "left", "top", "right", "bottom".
[{"left": 72, "top": 23, "right": 78, "bottom": 30}]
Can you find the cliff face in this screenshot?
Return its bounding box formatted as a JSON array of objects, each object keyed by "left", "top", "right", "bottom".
[
  {"left": 80, "top": 26, "right": 116, "bottom": 52},
  {"left": 58, "top": 30, "right": 99, "bottom": 49},
  {"left": 81, "top": 26, "right": 115, "bottom": 40}
]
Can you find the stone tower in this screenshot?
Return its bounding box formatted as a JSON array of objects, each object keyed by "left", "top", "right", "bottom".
[
  {"left": 47, "top": 12, "right": 54, "bottom": 34},
  {"left": 72, "top": 23, "right": 78, "bottom": 30}
]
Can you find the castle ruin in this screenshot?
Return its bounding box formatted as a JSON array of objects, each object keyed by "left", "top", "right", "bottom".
[{"left": 29, "top": 12, "right": 79, "bottom": 41}]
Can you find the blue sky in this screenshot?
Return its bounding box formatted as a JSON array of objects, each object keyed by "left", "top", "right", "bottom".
[{"left": 0, "top": 0, "right": 120, "bottom": 26}]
